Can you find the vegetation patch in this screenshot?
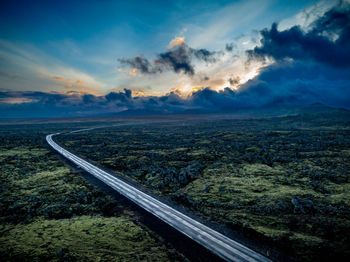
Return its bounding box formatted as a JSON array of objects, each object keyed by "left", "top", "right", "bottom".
[
  {"left": 57, "top": 114, "right": 350, "bottom": 261},
  {"left": 1, "top": 216, "right": 173, "bottom": 262},
  {"left": 0, "top": 126, "right": 183, "bottom": 261}
]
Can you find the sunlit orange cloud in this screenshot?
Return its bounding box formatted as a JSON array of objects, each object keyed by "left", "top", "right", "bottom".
[
  {"left": 75, "top": 85, "right": 102, "bottom": 94},
  {"left": 117, "top": 68, "right": 142, "bottom": 77},
  {"left": 191, "top": 86, "right": 204, "bottom": 93},
  {"left": 40, "top": 74, "right": 72, "bottom": 83},
  {"left": 167, "top": 84, "right": 196, "bottom": 97},
  {"left": 168, "top": 36, "right": 185, "bottom": 49},
  {"left": 168, "top": 81, "right": 192, "bottom": 96},
  {"left": 132, "top": 90, "right": 145, "bottom": 96},
  {"left": 52, "top": 75, "right": 73, "bottom": 82},
  {"left": 172, "top": 88, "right": 183, "bottom": 95},
  {"left": 169, "top": 85, "right": 216, "bottom": 97},
  {"left": 65, "top": 90, "right": 94, "bottom": 96},
  {"left": 129, "top": 68, "right": 138, "bottom": 77},
  {"left": 174, "top": 77, "right": 226, "bottom": 94},
  {"left": 37, "top": 72, "right": 104, "bottom": 96},
  {"left": 109, "top": 87, "right": 158, "bottom": 97},
  {"left": 66, "top": 91, "right": 80, "bottom": 96}
]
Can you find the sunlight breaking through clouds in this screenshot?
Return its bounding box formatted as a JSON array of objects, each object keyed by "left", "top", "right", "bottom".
[
  {"left": 168, "top": 36, "right": 185, "bottom": 49},
  {"left": 1, "top": 0, "right": 350, "bottom": 117}
]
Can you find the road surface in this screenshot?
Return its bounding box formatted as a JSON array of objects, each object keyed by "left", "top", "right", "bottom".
[{"left": 46, "top": 132, "right": 272, "bottom": 262}]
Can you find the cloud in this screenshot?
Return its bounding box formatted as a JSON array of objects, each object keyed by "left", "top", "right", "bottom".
[
  {"left": 168, "top": 36, "right": 185, "bottom": 49},
  {"left": 2, "top": 60, "right": 350, "bottom": 119},
  {"left": 105, "top": 88, "right": 132, "bottom": 103},
  {"left": 0, "top": 96, "right": 36, "bottom": 104},
  {"left": 116, "top": 68, "right": 142, "bottom": 77},
  {"left": 118, "top": 56, "right": 154, "bottom": 74},
  {"left": 0, "top": 89, "right": 185, "bottom": 117},
  {"left": 2, "top": 2, "right": 350, "bottom": 118},
  {"left": 118, "top": 44, "right": 218, "bottom": 76},
  {"left": 191, "top": 48, "right": 218, "bottom": 63},
  {"left": 37, "top": 73, "right": 102, "bottom": 94},
  {"left": 155, "top": 45, "right": 195, "bottom": 75},
  {"left": 239, "top": 61, "right": 350, "bottom": 108},
  {"left": 247, "top": 3, "right": 350, "bottom": 68},
  {"left": 228, "top": 77, "right": 240, "bottom": 86},
  {"left": 0, "top": 40, "right": 106, "bottom": 94},
  {"left": 237, "top": 2, "right": 350, "bottom": 109},
  {"left": 225, "top": 43, "right": 235, "bottom": 52}
]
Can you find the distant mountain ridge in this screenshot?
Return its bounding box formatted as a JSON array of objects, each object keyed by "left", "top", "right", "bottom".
[
  {"left": 1, "top": 102, "right": 349, "bottom": 120},
  {"left": 113, "top": 102, "right": 350, "bottom": 117},
  {"left": 288, "top": 103, "right": 349, "bottom": 114}
]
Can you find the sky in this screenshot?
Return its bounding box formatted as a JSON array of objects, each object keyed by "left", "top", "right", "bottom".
[{"left": 0, "top": 0, "right": 349, "bottom": 117}]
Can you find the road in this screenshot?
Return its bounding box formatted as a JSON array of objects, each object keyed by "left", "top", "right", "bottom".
[{"left": 46, "top": 132, "right": 272, "bottom": 262}]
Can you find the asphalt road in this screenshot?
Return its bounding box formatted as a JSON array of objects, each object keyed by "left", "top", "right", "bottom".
[{"left": 47, "top": 133, "right": 272, "bottom": 262}]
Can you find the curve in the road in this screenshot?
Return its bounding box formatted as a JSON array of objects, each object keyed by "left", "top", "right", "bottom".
[{"left": 47, "top": 132, "right": 272, "bottom": 262}]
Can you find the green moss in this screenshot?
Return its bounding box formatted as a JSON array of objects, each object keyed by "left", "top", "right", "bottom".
[
  {"left": 54, "top": 116, "right": 350, "bottom": 261},
  {"left": 329, "top": 183, "right": 350, "bottom": 203},
  {"left": 0, "top": 216, "right": 173, "bottom": 262},
  {"left": 289, "top": 232, "right": 324, "bottom": 246},
  {"left": 250, "top": 225, "right": 289, "bottom": 239},
  {"left": 238, "top": 163, "right": 284, "bottom": 176},
  {"left": 0, "top": 129, "right": 183, "bottom": 262},
  {"left": 0, "top": 147, "right": 47, "bottom": 159}
]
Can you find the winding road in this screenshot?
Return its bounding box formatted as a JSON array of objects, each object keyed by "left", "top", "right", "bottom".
[{"left": 47, "top": 132, "right": 272, "bottom": 262}]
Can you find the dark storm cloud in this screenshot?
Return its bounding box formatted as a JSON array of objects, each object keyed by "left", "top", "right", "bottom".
[
  {"left": 225, "top": 43, "right": 235, "bottom": 52},
  {"left": 185, "top": 60, "right": 350, "bottom": 111},
  {"left": 118, "top": 56, "right": 154, "bottom": 74},
  {"left": 82, "top": 94, "right": 99, "bottom": 105},
  {"left": 105, "top": 88, "right": 132, "bottom": 102},
  {"left": 190, "top": 87, "right": 239, "bottom": 109},
  {"left": 118, "top": 44, "right": 218, "bottom": 76},
  {"left": 0, "top": 89, "right": 186, "bottom": 118},
  {"left": 191, "top": 48, "right": 217, "bottom": 63},
  {"left": 2, "top": 59, "right": 350, "bottom": 119},
  {"left": 247, "top": 3, "right": 350, "bottom": 68},
  {"left": 311, "top": 2, "right": 350, "bottom": 38},
  {"left": 240, "top": 61, "right": 350, "bottom": 108},
  {"left": 236, "top": 2, "right": 350, "bottom": 110},
  {"left": 2, "top": 3, "right": 350, "bottom": 118},
  {"left": 19, "top": 91, "right": 72, "bottom": 105},
  {"left": 156, "top": 45, "right": 195, "bottom": 75}
]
